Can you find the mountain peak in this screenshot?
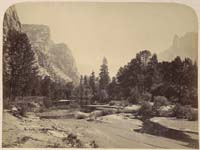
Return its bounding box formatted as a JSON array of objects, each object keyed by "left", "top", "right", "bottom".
[{"left": 159, "top": 32, "right": 197, "bottom": 61}]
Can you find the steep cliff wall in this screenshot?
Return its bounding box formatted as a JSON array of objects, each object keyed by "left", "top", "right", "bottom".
[{"left": 3, "top": 6, "right": 79, "bottom": 85}]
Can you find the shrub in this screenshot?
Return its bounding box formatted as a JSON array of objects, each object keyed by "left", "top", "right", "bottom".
[
  {"left": 90, "top": 140, "right": 98, "bottom": 148},
  {"left": 138, "top": 92, "right": 152, "bottom": 103},
  {"left": 187, "top": 108, "right": 198, "bottom": 121},
  {"left": 153, "top": 96, "right": 169, "bottom": 108},
  {"left": 11, "top": 104, "right": 27, "bottom": 118},
  {"left": 18, "top": 105, "right": 26, "bottom": 117},
  {"left": 173, "top": 104, "right": 189, "bottom": 119},
  {"left": 43, "top": 98, "right": 53, "bottom": 108},
  {"left": 173, "top": 104, "right": 198, "bottom": 121},
  {"left": 62, "top": 133, "right": 83, "bottom": 148},
  {"left": 109, "top": 101, "right": 115, "bottom": 106},
  {"left": 128, "top": 88, "right": 140, "bottom": 104},
  {"left": 3, "top": 98, "right": 10, "bottom": 109},
  {"left": 122, "top": 100, "right": 130, "bottom": 107},
  {"left": 68, "top": 102, "right": 80, "bottom": 109},
  {"left": 138, "top": 101, "right": 153, "bottom": 120}
]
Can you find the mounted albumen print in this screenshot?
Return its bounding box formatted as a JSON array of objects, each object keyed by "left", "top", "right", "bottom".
[{"left": 2, "top": 2, "right": 198, "bottom": 148}]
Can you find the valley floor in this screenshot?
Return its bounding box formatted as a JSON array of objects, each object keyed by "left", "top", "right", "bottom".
[{"left": 2, "top": 109, "right": 199, "bottom": 148}]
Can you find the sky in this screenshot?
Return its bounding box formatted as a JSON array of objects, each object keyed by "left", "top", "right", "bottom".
[{"left": 15, "top": 2, "right": 198, "bottom": 77}]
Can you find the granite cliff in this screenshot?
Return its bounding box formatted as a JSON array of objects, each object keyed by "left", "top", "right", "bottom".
[{"left": 3, "top": 6, "right": 79, "bottom": 85}]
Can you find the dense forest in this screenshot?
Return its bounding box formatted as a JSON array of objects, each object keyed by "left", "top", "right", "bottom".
[
  {"left": 3, "top": 29, "right": 74, "bottom": 104},
  {"left": 3, "top": 29, "right": 198, "bottom": 110},
  {"left": 75, "top": 50, "right": 198, "bottom": 108}
]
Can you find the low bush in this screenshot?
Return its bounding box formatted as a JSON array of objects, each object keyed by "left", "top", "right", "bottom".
[
  {"left": 137, "top": 92, "right": 152, "bottom": 104},
  {"left": 63, "top": 133, "right": 83, "bottom": 148},
  {"left": 3, "top": 98, "right": 10, "bottom": 109},
  {"left": 43, "top": 98, "right": 53, "bottom": 108},
  {"left": 137, "top": 101, "right": 153, "bottom": 120},
  {"left": 173, "top": 104, "right": 198, "bottom": 121},
  {"left": 11, "top": 104, "right": 26, "bottom": 118},
  {"left": 109, "top": 101, "right": 115, "bottom": 106},
  {"left": 128, "top": 88, "right": 140, "bottom": 104},
  {"left": 18, "top": 105, "right": 26, "bottom": 117},
  {"left": 187, "top": 108, "right": 198, "bottom": 121},
  {"left": 68, "top": 102, "right": 80, "bottom": 109},
  {"left": 153, "top": 96, "right": 169, "bottom": 108}
]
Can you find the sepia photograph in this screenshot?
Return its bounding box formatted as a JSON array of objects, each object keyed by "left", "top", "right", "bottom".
[{"left": 2, "top": 1, "right": 199, "bottom": 148}]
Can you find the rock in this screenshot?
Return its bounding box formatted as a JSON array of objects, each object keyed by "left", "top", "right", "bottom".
[
  {"left": 157, "top": 105, "right": 175, "bottom": 117},
  {"left": 11, "top": 106, "right": 18, "bottom": 112},
  {"left": 89, "top": 110, "right": 112, "bottom": 119},
  {"left": 3, "top": 6, "right": 80, "bottom": 85},
  {"left": 22, "top": 24, "right": 80, "bottom": 85},
  {"left": 3, "top": 6, "right": 21, "bottom": 36},
  {"left": 123, "top": 105, "right": 141, "bottom": 113},
  {"left": 90, "top": 140, "right": 98, "bottom": 148},
  {"left": 75, "top": 111, "right": 89, "bottom": 119},
  {"left": 63, "top": 133, "right": 83, "bottom": 148}
]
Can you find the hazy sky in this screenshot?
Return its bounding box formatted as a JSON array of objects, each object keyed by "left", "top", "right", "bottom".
[{"left": 15, "top": 2, "right": 197, "bottom": 77}]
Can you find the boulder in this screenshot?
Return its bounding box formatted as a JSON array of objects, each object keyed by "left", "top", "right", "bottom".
[
  {"left": 157, "top": 105, "right": 175, "bottom": 117},
  {"left": 75, "top": 111, "right": 89, "bottom": 119},
  {"left": 123, "top": 105, "right": 141, "bottom": 113}
]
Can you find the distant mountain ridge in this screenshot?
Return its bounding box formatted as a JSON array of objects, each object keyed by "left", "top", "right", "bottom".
[
  {"left": 159, "top": 32, "right": 198, "bottom": 62},
  {"left": 4, "top": 6, "right": 80, "bottom": 85}
]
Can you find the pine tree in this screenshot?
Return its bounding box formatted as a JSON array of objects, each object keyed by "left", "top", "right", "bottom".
[
  {"left": 108, "top": 77, "right": 119, "bottom": 100},
  {"left": 98, "top": 57, "right": 110, "bottom": 102},
  {"left": 3, "top": 29, "right": 11, "bottom": 98},
  {"left": 83, "top": 75, "right": 89, "bottom": 87},
  {"left": 99, "top": 57, "right": 110, "bottom": 90},
  {"left": 6, "top": 30, "right": 38, "bottom": 100},
  {"left": 89, "top": 71, "right": 96, "bottom": 95},
  {"left": 41, "top": 76, "right": 51, "bottom": 97},
  {"left": 78, "top": 75, "right": 84, "bottom": 104}
]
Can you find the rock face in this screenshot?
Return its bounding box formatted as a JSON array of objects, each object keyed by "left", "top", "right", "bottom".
[
  {"left": 3, "top": 6, "right": 21, "bottom": 35},
  {"left": 159, "top": 32, "right": 198, "bottom": 61},
  {"left": 22, "top": 24, "right": 79, "bottom": 84},
  {"left": 3, "top": 6, "right": 79, "bottom": 85}
]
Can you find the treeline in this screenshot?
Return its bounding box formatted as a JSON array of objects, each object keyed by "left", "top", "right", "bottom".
[
  {"left": 3, "top": 29, "right": 197, "bottom": 108},
  {"left": 76, "top": 50, "right": 197, "bottom": 108},
  {"left": 73, "top": 57, "right": 111, "bottom": 104},
  {"left": 116, "top": 50, "right": 197, "bottom": 108},
  {"left": 3, "top": 29, "right": 74, "bottom": 105}
]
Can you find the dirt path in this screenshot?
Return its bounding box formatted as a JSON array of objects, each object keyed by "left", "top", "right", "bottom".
[{"left": 2, "top": 110, "right": 198, "bottom": 148}]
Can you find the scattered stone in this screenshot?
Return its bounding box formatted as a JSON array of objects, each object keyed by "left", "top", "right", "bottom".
[
  {"left": 90, "top": 140, "right": 98, "bottom": 148},
  {"left": 62, "top": 133, "right": 83, "bottom": 148}
]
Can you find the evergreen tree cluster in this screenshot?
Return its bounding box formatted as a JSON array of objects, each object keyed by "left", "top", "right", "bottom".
[
  {"left": 3, "top": 29, "right": 74, "bottom": 104},
  {"left": 76, "top": 57, "right": 111, "bottom": 104},
  {"left": 75, "top": 50, "right": 197, "bottom": 108},
  {"left": 3, "top": 29, "right": 38, "bottom": 101},
  {"left": 116, "top": 50, "right": 198, "bottom": 107}
]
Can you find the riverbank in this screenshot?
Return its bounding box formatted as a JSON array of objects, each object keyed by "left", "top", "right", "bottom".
[{"left": 2, "top": 109, "right": 198, "bottom": 148}]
